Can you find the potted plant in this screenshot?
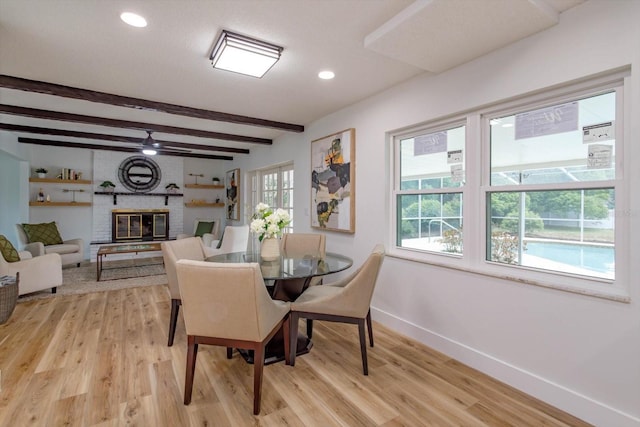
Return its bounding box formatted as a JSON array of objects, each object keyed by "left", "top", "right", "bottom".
[
  {"left": 165, "top": 183, "right": 180, "bottom": 193},
  {"left": 99, "top": 180, "right": 116, "bottom": 193},
  {"left": 35, "top": 168, "right": 48, "bottom": 178},
  {"left": 212, "top": 176, "right": 221, "bottom": 185}
]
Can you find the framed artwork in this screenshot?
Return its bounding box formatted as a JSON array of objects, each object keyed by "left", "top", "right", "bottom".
[
  {"left": 311, "top": 128, "right": 355, "bottom": 233},
  {"left": 226, "top": 168, "right": 240, "bottom": 220}
]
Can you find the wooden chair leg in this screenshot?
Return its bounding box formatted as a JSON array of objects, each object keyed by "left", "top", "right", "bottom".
[
  {"left": 358, "top": 319, "right": 368, "bottom": 375},
  {"left": 306, "top": 319, "right": 313, "bottom": 339},
  {"left": 289, "top": 312, "right": 299, "bottom": 366},
  {"left": 168, "top": 299, "right": 180, "bottom": 346},
  {"left": 283, "top": 315, "right": 291, "bottom": 366},
  {"left": 253, "top": 344, "right": 265, "bottom": 415},
  {"left": 51, "top": 287, "right": 57, "bottom": 294},
  {"left": 184, "top": 336, "right": 198, "bottom": 404},
  {"left": 366, "top": 309, "right": 374, "bottom": 347},
  {"left": 226, "top": 347, "right": 233, "bottom": 359}
]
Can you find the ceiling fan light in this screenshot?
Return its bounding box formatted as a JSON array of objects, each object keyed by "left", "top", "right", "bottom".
[
  {"left": 142, "top": 148, "right": 157, "bottom": 155},
  {"left": 210, "top": 30, "right": 282, "bottom": 78}
]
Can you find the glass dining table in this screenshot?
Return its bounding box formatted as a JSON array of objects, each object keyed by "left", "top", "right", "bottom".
[{"left": 206, "top": 251, "right": 353, "bottom": 364}]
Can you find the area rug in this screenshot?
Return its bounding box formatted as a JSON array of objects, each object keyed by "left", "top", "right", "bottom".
[{"left": 18, "top": 257, "right": 167, "bottom": 302}]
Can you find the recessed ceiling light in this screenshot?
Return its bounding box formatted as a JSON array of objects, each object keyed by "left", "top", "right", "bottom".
[
  {"left": 120, "top": 12, "right": 147, "bottom": 28},
  {"left": 318, "top": 70, "right": 335, "bottom": 80}
]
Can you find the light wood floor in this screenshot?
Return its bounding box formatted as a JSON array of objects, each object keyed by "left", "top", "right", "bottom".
[{"left": 0, "top": 285, "right": 591, "bottom": 427}]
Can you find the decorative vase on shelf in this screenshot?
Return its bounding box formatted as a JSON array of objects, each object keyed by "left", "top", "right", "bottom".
[
  {"left": 37, "top": 173, "right": 46, "bottom": 179},
  {"left": 260, "top": 237, "right": 280, "bottom": 261}
]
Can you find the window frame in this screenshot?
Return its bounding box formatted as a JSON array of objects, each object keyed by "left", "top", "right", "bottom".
[
  {"left": 249, "top": 162, "right": 294, "bottom": 234},
  {"left": 392, "top": 117, "right": 467, "bottom": 258},
  {"left": 388, "top": 70, "right": 630, "bottom": 301}
]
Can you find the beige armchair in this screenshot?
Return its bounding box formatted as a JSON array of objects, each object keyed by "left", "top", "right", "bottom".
[
  {"left": 1, "top": 235, "right": 63, "bottom": 295},
  {"left": 176, "top": 218, "right": 220, "bottom": 247},
  {"left": 161, "top": 237, "right": 213, "bottom": 346},
  {"left": 176, "top": 259, "right": 290, "bottom": 415},
  {"left": 15, "top": 223, "right": 83, "bottom": 268},
  {"left": 289, "top": 244, "right": 385, "bottom": 375}
]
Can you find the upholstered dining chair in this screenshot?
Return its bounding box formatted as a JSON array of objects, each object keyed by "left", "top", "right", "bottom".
[
  {"left": 280, "top": 232, "right": 326, "bottom": 338},
  {"left": 175, "top": 259, "right": 290, "bottom": 415},
  {"left": 206, "top": 224, "right": 250, "bottom": 255},
  {"left": 288, "top": 244, "right": 385, "bottom": 375},
  {"left": 161, "top": 237, "right": 213, "bottom": 346}
]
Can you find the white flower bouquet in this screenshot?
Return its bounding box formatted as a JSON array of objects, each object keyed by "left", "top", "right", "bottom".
[{"left": 250, "top": 203, "right": 291, "bottom": 241}]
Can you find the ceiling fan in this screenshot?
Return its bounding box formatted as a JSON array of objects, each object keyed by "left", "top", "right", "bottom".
[{"left": 139, "top": 131, "right": 190, "bottom": 155}]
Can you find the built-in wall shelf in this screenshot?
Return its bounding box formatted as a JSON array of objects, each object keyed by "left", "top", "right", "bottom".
[
  {"left": 94, "top": 192, "right": 183, "bottom": 206},
  {"left": 184, "top": 184, "right": 224, "bottom": 189},
  {"left": 29, "top": 201, "right": 92, "bottom": 207},
  {"left": 184, "top": 202, "right": 225, "bottom": 208},
  {"left": 29, "top": 178, "right": 92, "bottom": 184}
]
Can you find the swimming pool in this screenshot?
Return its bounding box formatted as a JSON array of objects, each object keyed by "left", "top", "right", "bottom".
[{"left": 524, "top": 241, "right": 614, "bottom": 277}]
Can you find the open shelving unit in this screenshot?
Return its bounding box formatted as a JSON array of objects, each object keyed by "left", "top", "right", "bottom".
[
  {"left": 29, "top": 178, "right": 93, "bottom": 185},
  {"left": 29, "top": 201, "right": 92, "bottom": 207},
  {"left": 29, "top": 177, "right": 93, "bottom": 206}
]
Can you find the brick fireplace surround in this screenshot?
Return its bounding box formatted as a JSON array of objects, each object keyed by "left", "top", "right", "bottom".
[{"left": 90, "top": 151, "right": 184, "bottom": 261}]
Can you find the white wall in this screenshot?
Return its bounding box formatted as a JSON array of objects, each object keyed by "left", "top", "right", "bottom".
[{"left": 235, "top": 1, "right": 640, "bottom": 425}]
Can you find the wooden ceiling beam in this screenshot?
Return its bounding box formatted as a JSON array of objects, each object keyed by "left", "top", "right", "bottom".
[
  {"left": 0, "top": 104, "right": 272, "bottom": 144},
  {"left": 18, "top": 137, "right": 233, "bottom": 161},
  {"left": 0, "top": 74, "right": 304, "bottom": 132},
  {"left": 0, "top": 123, "right": 250, "bottom": 154}
]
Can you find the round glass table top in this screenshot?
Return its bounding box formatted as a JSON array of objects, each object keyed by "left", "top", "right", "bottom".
[{"left": 206, "top": 251, "right": 353, "bottom": 281}]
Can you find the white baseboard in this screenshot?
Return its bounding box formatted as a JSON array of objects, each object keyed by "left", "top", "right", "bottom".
[{"left": 371, "top": 307, "right": 640, "bottom": 427}]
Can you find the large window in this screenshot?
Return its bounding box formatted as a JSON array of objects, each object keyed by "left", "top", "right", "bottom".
[
  {"left": 487, "top": 91, "right": 616, "bottom": 280},
  {"left": 390, "top": 71, "right": 627, "bottom": 299},
  {"left": 395, "top": 124, "right": 465, "bottom": 255},
  {"left": 249, "top": 163, "right": 294, "bottom": 233}
]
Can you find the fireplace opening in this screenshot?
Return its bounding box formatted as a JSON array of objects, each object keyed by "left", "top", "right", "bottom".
[{"left": 112, "top": 209, "right": 169, "bottom": 242}]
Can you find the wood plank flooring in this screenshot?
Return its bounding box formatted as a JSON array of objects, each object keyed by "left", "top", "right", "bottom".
[{"left": 0, "top": 285, "right": 592, "bottom": 426}]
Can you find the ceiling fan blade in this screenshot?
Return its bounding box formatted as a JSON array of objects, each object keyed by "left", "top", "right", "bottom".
[{"left": 140, "top": 131, "right": 191, "bottom": 153}]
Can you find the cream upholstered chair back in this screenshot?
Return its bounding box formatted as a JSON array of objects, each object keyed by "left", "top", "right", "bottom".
[
  {"left": 161, "top": 237, "right": 209, "bottom": 300},
  {"left": 288, "top": 244, "right": 385, "bottom": 374},
  {"left": 207, "top": 225, "right": 250, "bottom": 255},
  {"left": 176, "top": 259, "right": 288, "bottom": 342},
  {"left": 280, "top": 233, "right": 326, "bottom": 257},
  {"left": 292, "top": 244, "right": 385, "bottom": 319},
  {"left": 176, "top": 259, "right": 290, "bottom": 415},
  {"left": 161, "top": 237, "right": 211, "bottom": 346}
]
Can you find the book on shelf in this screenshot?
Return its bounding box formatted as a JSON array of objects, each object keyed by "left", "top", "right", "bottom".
[{"left": 60, "top": 168, "right": 82, "bottom": 180}]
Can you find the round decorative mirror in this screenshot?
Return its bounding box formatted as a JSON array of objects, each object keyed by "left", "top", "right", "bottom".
[{"left": 118, "top": 156, "right": 161, "bottom": 193}]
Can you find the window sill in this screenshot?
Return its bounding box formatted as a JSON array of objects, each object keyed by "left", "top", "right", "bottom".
[{"left": 387, "top": 248, "right": 629, "bottom": 303}]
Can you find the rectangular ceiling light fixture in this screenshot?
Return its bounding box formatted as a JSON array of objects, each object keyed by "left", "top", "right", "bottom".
[{"left": 210, "top": 30, "right": 283, "bottom": 78}]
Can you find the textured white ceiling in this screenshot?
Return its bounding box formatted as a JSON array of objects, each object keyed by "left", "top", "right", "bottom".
[{"left": 0, "top": 0, "right": 584, "bottom": 156}]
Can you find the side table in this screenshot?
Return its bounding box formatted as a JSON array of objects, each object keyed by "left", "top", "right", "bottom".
[{"left": 0, "top": 273, "right": 19, "bottom": 324}]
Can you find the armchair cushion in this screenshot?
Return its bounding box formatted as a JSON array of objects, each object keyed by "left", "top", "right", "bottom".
[
  {"left": 21, "top": 222, "right": 63, "bottom": 245},
  {"left": 194, "top": 221, "right": 215, "bottom": 237},
  {"left": 0, "top": 235, "right": 20, "bottom": 263}
]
